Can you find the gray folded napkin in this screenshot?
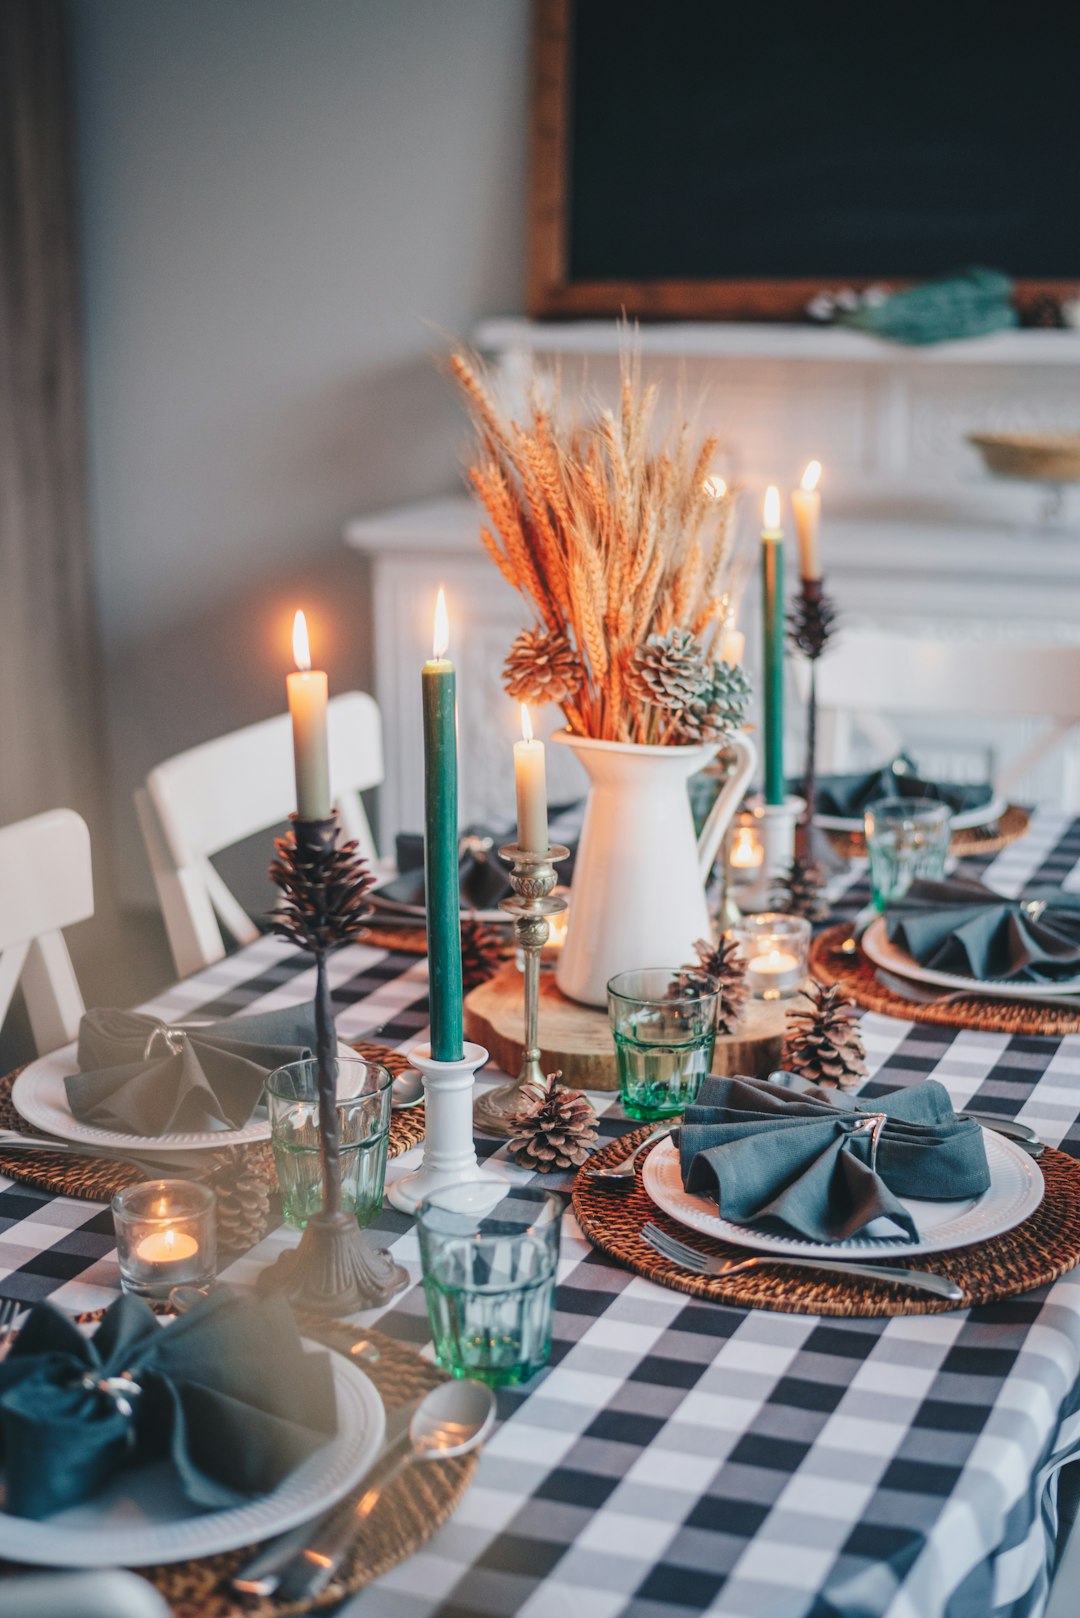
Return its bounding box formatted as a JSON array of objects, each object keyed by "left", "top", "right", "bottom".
[
  {"left": 803, "top": 755, "right": 993, "bottom": 820},
  {"left": 678, "top": 1073, "right": 990, "bottom": 1243},
  {"left": 65, "top": 1003, "right": 317, "bottom": 1135},
  {"left": 887, "top": 878, "right": 1080, "bottom": 983}
]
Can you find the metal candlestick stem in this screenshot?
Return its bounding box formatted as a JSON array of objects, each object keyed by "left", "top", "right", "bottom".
[{"left": 472, "top": 842, "right": 570, "bottom": 1136}]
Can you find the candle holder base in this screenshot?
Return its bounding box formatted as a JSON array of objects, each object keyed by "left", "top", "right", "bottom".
[
  {"left": 735, "top": 796, "right": 806, "bottom": 913},
  {"left": 387, "top": 1041, "right": 488, "bottom": 1214},
  {"left": 257, "top": 1210, "right": 408, "bottom": 1317}
]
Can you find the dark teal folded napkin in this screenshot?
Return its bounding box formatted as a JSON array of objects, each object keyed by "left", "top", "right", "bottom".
[
  {"left": 678, "top": 1073, "right": 989, "bottom": 1243},
  {"left": 65, "top": 1002, "right": 318, "bottom": 1135},
  {"left": 886, "top": 878, "right": 1080, "bottom": 983},
  {"left": 804, "top": 755, "right": 993, "bottom": 820},
  {"left": 0, "top": 1289, "right": 337, "bottom": 1519}
]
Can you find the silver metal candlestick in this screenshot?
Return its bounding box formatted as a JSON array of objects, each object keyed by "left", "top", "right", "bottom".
[{"left": 472, "top": 841, "right": 569, "bottom": 1136}]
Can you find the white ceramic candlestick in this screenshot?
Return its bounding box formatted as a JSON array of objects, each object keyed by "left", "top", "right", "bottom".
[
  {"left": 736, "top": 795, "right": 806, "bottom": 913},
  {"left": 387, "top": 1040, "right": 489, "bottom": 1214}
]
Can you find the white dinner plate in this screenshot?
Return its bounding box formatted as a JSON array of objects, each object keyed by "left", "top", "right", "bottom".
[
  {"left": 814, "top": 794, "right": 1006, "bottom": 835},
  {"left": 642, "top": 1127, "right": 1043, "bottom": 1261},
  {"left": 0, "top": 1339, "right": 384, "bottom": 1567},
  {"left": 861, "top": 916, "right": 1080, "bottom": 1001},
  {"left": 11, "top": 1038, "right": 358, "bottom": 1154}
]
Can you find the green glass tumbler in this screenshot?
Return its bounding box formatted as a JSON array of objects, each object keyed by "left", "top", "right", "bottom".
[
  {"left": 864, "top": 796, "right": 952, "bottom": 911},
  {"left": 607, "top": 968, "right": 719, "bottom": 1121},
  {"left": 266, "top": 1055, "right": 392, "bottom": 1230}
]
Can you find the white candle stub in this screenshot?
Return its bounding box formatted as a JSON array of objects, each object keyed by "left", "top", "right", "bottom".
[
  {"left": 135, "top": 1227, "right": 199, "bottom": 1265},
  {"left": 514, "top": 704, "right": 548, "bottom": 853},
  {"left": 746, "top": 946, "right": 802, "bottom": 999}
]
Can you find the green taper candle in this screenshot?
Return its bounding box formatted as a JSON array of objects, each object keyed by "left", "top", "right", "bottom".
[
  {"left": 422, "top": 588, "right": 464, "bottom": 1062},
  {"left": 761, "top": 485, "right": 785, "bottom": 806}
]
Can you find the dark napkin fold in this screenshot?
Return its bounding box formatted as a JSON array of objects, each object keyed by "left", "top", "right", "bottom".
[
  {"left": 803, "top": 755, "right": 994, "bottom": 820},
  {"left": 886, "top": 878, "right": 1080, "bottom": 984},
  {"left": 65, "top": 1002, "right": 318, "bottom": 1135},
  {"left": 0, "top": 1289, "right": 337, "bottom": 1519},
  {"left": 678, "top": 1073, "right": 990, "bottom": 1243}
]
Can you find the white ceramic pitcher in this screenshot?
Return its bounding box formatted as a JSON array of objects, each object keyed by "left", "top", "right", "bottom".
[{"left": 552, "top": 729, "right": 758, "bottom": 1007}]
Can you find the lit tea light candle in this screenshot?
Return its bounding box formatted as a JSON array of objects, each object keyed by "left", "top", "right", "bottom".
[
  {"left": 745, "top": 946, "right": 801, "bottom": 999},
  {"left": 135, "top": 1225, "right": 200, "bottom": 1264},
  {"left": 729, "top": 824, "right": 764, "bottom": 871},
  {"left": 736, "top": 913, "right": 811, "bottom": 1000},
  {"left": 112, "top": 1180, "right": 216, "bottom": 1300}
]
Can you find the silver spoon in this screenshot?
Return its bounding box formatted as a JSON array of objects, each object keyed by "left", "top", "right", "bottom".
[
  {"left": 585, "top": 1123, "right": 673, "bottom": 1187},
  {"left": 390, "top": 1069, "right": 424, "bottom": 1111},
  {"left": 275, "top": 1379, "right": 496, "bottom": 1602}
]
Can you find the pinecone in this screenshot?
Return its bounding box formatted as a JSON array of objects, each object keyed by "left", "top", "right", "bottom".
[
  {"left": 269, "top": 818, "right": 375, "bottom": 953},
  {"left": 788, "top": 588, "right": 838, "bottom": 660},
  {"left": 783, "top": 981, "right": 867, "bottom": 1091},
  {"left": 674, "top": 935, "right": 749, "bottom": 1036},
  {"left": 461, "top": 915, "right": 507, "bottom": 991},
  {"left": 674, "top": 660, "right": 752, "bottom": 744},
  {"left": 507, "top": 1072, "right": 598, "bottom": 1172},
  {"left": 503, "top": 626, "right": 584, "bottom": 706},
  {"left": 627, "top": 628, "right": 709, "bottom": 712},
  {"left": 204, "top": 1147, "right": 275, "bottom": 1255},
  {"left": 776, "top": 855, "right": 830, "bottom": 924}
]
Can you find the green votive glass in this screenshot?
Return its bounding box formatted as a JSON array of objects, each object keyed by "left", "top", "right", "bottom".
[
  {"left": 864, "top": 796, "right": 952, "bottom": 911},
  {"left": 607, "top": 968, "right": 720, "bottom": 1121},
  {"left": 266, "top": 1055, "right": 392, "bottom": 1230},
  {"left": 417, "top": 1184, "right": 562, "bottom": 1387}
]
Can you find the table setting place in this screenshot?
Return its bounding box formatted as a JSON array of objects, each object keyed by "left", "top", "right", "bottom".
[{"left": 6, "top": 347, "right": 1080, "bottom": 1618}]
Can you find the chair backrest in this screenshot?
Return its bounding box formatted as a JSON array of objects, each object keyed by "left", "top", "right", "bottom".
[
  {"left": 0, "top": 809, "right": 92, "bottom": 1054},
  {"left": 814, "top": 629, "right": 1080, "bottom": 800},
  {"left": 137, "top": 691, "right": 383, "bottom": 977}
]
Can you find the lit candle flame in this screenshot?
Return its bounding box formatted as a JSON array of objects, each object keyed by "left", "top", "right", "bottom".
[
  {"left": 292, "top": 609, "right": 312, "bottom": 672},
  {"left": 520, "top": 703, "right": 533, "bottom": 743},
  {"left": 703, "top": 474, "right": 727, "bottom": 499},
  {"left": 763, "top": 485, "right": 781, "bottom": 531},
  {"left": 801, "top": 460, "right": 822, "bottom": 493},
  {"left": 163, "top": 1227, "right": 176, "bottom": 1253},
  {"left": 433, "top": 588, "right": 449, "bottom": 659}
]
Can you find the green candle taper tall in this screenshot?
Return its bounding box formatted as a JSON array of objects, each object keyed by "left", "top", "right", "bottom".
[
  {"left": 761, "top": 485, "right": 785, "bottom": 806},
  {"left": 422, "top": 587, "right": 465, "bottom": 1062}
]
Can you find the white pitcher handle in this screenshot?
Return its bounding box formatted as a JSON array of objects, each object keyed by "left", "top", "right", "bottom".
[{"left": 697, "top": 731, "right": 758, "bottom": 883}]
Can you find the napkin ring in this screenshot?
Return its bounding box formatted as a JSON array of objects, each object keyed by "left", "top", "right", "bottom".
[
  {"left": 143, "top": 1024, "right": 191, "bottom": 1058},
  {"left": 80, "top": 1370, "right": 143, "bottom": 1435},
  {"left": 1023, "top": 899, "right": 1048, "bottom": 924},
  {"left": 851, "top": 1112, "right": 888, "bottom": 1172}
]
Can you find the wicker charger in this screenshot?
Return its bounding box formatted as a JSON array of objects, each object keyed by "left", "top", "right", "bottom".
[
  {"left": 809, "top": 925, "right": 1080, "bottom": 1037},
  {"left": 573, "top": 1128, "right": 1080, "bottom": 1318},
  {"left": 826, "top": 802, "right": 1029, "bottom": 863}
]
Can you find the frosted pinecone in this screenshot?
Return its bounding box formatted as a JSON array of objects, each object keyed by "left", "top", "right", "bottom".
[
  {"left": 674, "top": 660, "right": 752, "bottom": 743},
  {"left": 503, "top": 627, "right": 584, "bottom": 706},
  {"left": 627, "top": 628, "right": 709, "bottom": 712}
]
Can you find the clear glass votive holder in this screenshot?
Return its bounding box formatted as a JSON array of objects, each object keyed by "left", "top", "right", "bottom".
[
  {"left": 734, "top": 913, "right": 812, "bottom": 1000},
  {"left": 417, "top": 1183, "right": 562, "bottom": 1387},
  {"left": 266, "top": 1055, "right": 393, "bottom": 1231},
  {"left": 112, "top": 1179, "right": 217, "bottom": 1301},
  {"left": 864, "top": 796, "right": 952, "bottom": 911},
  {"left": 607, "top": 968, "right": 720, "bottom": 1121}
]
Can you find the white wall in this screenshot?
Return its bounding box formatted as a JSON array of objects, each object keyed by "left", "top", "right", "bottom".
[{"left": 69, "top": 0, "right": 530, "bottom": 898}]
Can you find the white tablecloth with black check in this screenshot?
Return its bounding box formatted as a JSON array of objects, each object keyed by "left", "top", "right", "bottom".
[{"left": 5, "top": 809, "right": 1080, "bottom": 1618}]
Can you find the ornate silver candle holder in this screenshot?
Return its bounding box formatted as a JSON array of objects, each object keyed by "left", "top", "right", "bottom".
[{"left": 472, "top": 842, "right": 569, "bottom": 1137}]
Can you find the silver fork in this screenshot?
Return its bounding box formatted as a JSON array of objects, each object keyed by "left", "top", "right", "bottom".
[
  {"left": 585, "top": 1124, "right": 673, "bottom": 1186},
  {"left": 875, "top": 967, "right": 1080, "bottom": 1016},
  {"left": 0, "top": 1297, "right": 25, "bottom": 1354},
  {"left": 641, "top": 1222, "right": 964, "bottom": 1303}
]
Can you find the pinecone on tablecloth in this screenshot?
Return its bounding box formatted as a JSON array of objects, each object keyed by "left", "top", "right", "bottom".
[
  {"left": 776, "top": 855, "right": 830, "bottom": 924},
  {"left": 269, "top": 820, "right": 375, "bottom": 954},
  {"left": 674, "top": 661, "right": 752, "bottom": 744},
  {"left": 204, "top": 1148, "right": 275, "bottom": 1255},
  {"left": 783, "top": 981, "right": 867, "bottom": 1091},
  {"left": 674, "top": 936, "right": 749, "bottom": 1036},
  {"left": 507, "top": 1073, "right": 598, "bottom": 1173},
  {"left": 503, "top": 627, "right": 584, "bottom": 706},
  {"left": 460, "top": 915, "right": 507, "bottom": 991},
  {"left": 627, "top": 628, "right": 709, "bottom": 712}
]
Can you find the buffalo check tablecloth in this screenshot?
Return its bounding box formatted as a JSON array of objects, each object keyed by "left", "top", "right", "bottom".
[{"left": 5, "top": 809, "right": 1080, "bottom": 1618}]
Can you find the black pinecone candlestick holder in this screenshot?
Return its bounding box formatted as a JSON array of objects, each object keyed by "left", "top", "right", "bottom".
[
  {"left": 259, "top": 813, "right": 407, "bottom": 1316},
  {"left": 788, "top": 579, "right": 838, "bottom": 863}
]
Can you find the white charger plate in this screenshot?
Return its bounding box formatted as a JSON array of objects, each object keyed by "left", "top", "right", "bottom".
[
  {"left": 861, "top": 916, "right": 1080, "bottom": 1001},
  {"left": 11, "top": 1037, "right": 359, "bottom": 1154},
  {"left": 814, "top": 794, "right": 1005, "bottom": 835},
  {"left": 642, "top": 1128, "right": 1043, "bottom": 1261},
  {"left": 0, "top": 1339, "right": 384, "bottom": 1567}
]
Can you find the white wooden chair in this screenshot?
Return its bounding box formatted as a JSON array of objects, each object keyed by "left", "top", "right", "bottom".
[
  {"left": 0, "top": 809, "right": 92, "bottom": 1055},
  {"left": 136, "top": 692, "right": 384, "bottom": 978},
  {"left": 813, "top": 629, "right": 1080, "bottom": 804}
]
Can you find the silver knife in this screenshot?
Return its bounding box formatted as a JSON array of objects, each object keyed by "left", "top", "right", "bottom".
[{"left": 229, "top": 1393, "right": 422, "bottom": 1597}]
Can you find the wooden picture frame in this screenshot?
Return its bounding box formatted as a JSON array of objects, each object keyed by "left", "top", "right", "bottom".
[{"left": 526, "top": 0, "right": 1078, "bottom": 323}]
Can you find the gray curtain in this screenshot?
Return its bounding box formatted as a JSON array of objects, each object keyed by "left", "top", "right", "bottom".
[{"left": 0, "top": 0, "right": 106, "bottom": 839}]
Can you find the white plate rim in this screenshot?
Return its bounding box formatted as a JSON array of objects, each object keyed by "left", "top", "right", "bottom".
[
  {"left": 814, "top": 794, "right": 1005, "bottom": 835},
  {"left": 642, "top": 1128, "right": 1044, "bottom": 1260},
  {"left": 0, "top": 1339, "right": 385, "bottom": 1567},
  {"left": 861, "top": 916, "right": 1080, "bottom": 1000}
]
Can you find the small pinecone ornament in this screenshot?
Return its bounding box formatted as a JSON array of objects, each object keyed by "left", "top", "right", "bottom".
[
  {"left": 788, "top": 589, "right": 837, "bottom": 660},
  {"left": 676, "top": 660, "right": 753, "bottom": 744},
  {"left": 460, "top": 915, "right": 507, "bottom": 991},
  {"left": 504, "top": 626, "right": 584, "bottom": 706},
  {"left": 675, "top": 936, "right": 749, "bottom": 1036},
  {"left": 270, "top": 824, "right": 375, "bottom": 953},
  {"left": 627, "top": 628, "right": 708, "bottom": 712},
  {"left": 204, "top": 1148, "right": 276, "bottom": 1255},
  {"left": 777, "top": 855, "right": 830, "bottom": 924},
  {"left": 507, "top": 1072, "right": 598, "bottom": 1172},
  {"left": 783, "top": 981, "right": 867, "bottom": 1091}
]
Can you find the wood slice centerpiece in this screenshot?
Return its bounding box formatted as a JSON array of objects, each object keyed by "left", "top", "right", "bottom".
[{"left": 463, "top": 962, "right": 788, "bottom": 1092}]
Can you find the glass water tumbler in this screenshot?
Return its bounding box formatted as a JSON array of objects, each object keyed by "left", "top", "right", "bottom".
[
  {"left": 417, "top": 1184, "right": 563, "bottom": 1387},
  {"left": 266, "top": 1055, "right": 393, "bottom": 1230},
  {"left": 864, "top": 797, "right": 952, "bottom": 911},
  {"left": 607, "top": 968, "right": 720, "bottom": 1121}
]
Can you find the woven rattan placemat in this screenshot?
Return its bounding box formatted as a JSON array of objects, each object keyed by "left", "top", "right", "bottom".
[
  {"left": 826, "top": 802, "right": 1029, "bottom": 862},
  {"left": 809, "top": 925, "right": 1080, "bottom": 1036},
  {"left": 0, "top": 1042, "right": 425, "bottom": 1204},
  {"left": 573, "top": 1127, "right": 1080, "bottom": 1317}
]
